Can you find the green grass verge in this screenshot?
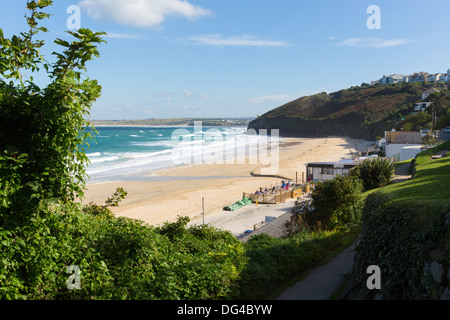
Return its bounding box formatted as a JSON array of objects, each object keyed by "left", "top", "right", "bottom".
[
  {"left": 236, "top": 226, "right": 361, "bottom": 300},
  {"left": 374, "top": 141, "right": 450, "bottom": 214},
  {"left": 266, "top": 226, "right": 360, "bottom": 300}
]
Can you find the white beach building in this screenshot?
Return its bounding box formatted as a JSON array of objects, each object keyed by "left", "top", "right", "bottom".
[
  {"left": 384, "top": 130, "right": 423, "bottom": 161},
  {"left": 305, "top": 159, "right": 359, "bottom": 182},
  {"left": 399, "top": 145, "right": 425, "bottom": 162}
]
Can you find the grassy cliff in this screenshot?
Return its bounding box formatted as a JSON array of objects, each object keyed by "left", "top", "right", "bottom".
[
  {"left": 343, "top": 141, "right": 450, "bottom": 299},
  {"left": 248, "top": 82, "right": 450, "bottom": 140}
]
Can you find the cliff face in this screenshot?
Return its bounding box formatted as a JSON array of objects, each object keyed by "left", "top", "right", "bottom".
[{"left": 247, "top": 83, "right": 442, "bottom": 140}]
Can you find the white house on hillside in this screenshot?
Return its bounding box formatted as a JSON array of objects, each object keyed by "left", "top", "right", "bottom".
[
  {"left": 422, "top": 88, "right": 440, "bottom": 100},
  {"left": 428, "top": 73, "right": 447, "bottom": 82},
  {"left": 414, "top": 102, "right": 433, "bottom": 112},
  {"left": 381, "top": 74, "right": 404, "bottom": 84},
  {"left": 384, "top": 130, "right": 423, "bottom": 161},
  {"left": 373, "top": 68, "right": 449, "bottom": 85}
]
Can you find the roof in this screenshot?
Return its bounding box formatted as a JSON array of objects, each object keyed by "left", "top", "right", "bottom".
[
  {"left": 423, "top": 88, "right": 440, "bottom": 95},
  {"left": 383, "top": 74, "right": 403, "bottom": 79},
  {"left": 306, "top": 159, "right": 359, "bottom": 168},
  {"left": 385, "top": 131, "right": 423, "bottom": 144}
]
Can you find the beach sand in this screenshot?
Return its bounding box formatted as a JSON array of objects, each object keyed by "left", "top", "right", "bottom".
[{"left": 82, "top": 137, "right": 373, "bottom": 226}]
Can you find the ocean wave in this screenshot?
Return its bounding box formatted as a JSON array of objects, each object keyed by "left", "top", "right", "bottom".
[
  {"left": 86, "top": 151, "right": 173, "bottom": 175},
  {"left": 86, "top": 128, "right": 278, "bottom": 180},
  {"left": 87, "top": 152, "right": 102, "bottom": 157},
  {"left": 131, "top": 141, "right": 174, "bottom": 147},
  {"left": 89, "top": 156, "right": 119, "bottom": 164}
]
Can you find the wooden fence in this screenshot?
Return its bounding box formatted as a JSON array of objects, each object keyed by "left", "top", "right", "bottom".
[{"left": 243, "top": 185, "right": 305, "bottom": 205}]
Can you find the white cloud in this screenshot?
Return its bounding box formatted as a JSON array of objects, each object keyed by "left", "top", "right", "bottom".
[
  {"left": 104, "top": 32, "right": 142, "bottom": 39},
  {"left": 170, "top": 105, "right": 199, "bottom": 111},
  {"left": 338, "top": 38, "right": 411, "bottom": 48},
  {"left": 187, "top": 34, "right": 289, "bottom": 47},
  {"left": 148, "top": 90, "right": 208, "bottom": 103},
  {"left": 79, "top": 0, "right": 212, "bottom": 28},
  {"left": 247, "top": 94, "right": 292, "bottom": 105}
]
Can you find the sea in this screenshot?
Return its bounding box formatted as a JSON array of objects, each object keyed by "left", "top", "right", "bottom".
[{"left": 84, "top": 126, "right": 278, "bottom": 183}]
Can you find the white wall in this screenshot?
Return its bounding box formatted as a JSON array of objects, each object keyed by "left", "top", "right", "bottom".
[
  {"left": 400, "top": 146, "right": 424, "bottom": 162},
  {"left": 386, "top": 144, "right": 422, "bottom": 159}
]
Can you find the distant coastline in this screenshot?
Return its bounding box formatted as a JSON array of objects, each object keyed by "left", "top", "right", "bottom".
[
  {"left": 90, "top": 124, "right": 191, "bottom": 128},
  {"left": 89, "top": 117, "right": 254, "bottom": 127}
]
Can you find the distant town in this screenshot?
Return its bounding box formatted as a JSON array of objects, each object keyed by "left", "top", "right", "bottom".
[{"left": 371, "top": 68, "right": 450, "bottom": 85}]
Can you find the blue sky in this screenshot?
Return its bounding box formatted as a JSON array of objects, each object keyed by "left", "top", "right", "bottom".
[{"left": 1, "top": 0, "right": 450, "bottom": 119}]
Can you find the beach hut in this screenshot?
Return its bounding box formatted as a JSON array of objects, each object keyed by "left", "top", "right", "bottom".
[{"left": 305, "top": 159, "right": 359, "bottom": 182}]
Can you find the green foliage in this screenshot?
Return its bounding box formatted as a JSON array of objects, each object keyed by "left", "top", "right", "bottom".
[
  {"left": 0, "top": 201, "right": 114, "bottom": 299},
  {"left": 395, "top": 111, "right": 432, "bottom": 132},
  {"left": 0, "top": 1, "right": 106, "bottom": 211},
  {"left": 282, "top": 198, "right": 312, "bottom": 237},
  {"left": 234, "top": 229, "right": 355, "bottom": 299},
  {"left": 0, "top": 202, "right": 246, "bottom": 299},
  {"left": 414, "top": 140, "right": 450, "bottom": 167},
  {"left": 296, "top": 176, "right": 364, "bottom": 231},
  {"left": 351, "top": 157, "right": 395, "bottom": 191},
  {"left": 435, "top": 109, "right": 450, "bottom": 129},
  {"left": 346, "top": 143, "right": 450, "bottom": 299},
  {"left": 83, "top": 187, "right": 127, "bottom": 217},
  {"left": 349, "top": 193, "right": 448, "bottom": 299}
]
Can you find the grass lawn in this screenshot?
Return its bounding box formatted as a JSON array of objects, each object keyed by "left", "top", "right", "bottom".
[{"left": 370, "top": 140, "right": 450, "bottom": 214}]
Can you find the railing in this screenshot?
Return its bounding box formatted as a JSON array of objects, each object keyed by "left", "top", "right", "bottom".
[{"left": 243, "top": 185, "right": 306, "bottom": 204}]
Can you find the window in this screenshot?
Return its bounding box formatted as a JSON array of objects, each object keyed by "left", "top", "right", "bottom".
[{"left": 321, "top": 167, "right": 334, "bottom": 175}]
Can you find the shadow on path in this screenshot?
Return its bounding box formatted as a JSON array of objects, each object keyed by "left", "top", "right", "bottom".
[{"left": 276, "top": 244, "right": 356, "bottom": 300}]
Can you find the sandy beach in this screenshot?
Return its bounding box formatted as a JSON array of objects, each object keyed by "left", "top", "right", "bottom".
[{"left": 82, "top": 136, "right": 373, "bottom": 227}]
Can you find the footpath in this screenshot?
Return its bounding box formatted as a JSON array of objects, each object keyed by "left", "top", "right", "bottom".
[
  {"left": 276, "top": 243, "right": 356, "bottom": 300},
  {"left": 190, "top": 197, "right": 357, "bottom": 300}
]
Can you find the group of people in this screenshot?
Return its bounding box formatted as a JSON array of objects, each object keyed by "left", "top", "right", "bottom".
[{"left": 254, "top": 180, "right": 294, "bottom": 195}]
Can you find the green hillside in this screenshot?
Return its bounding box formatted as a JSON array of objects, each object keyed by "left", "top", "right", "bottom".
[
  {"left": 344, "top": 141, "right": 450, "bottom": 299},
  {"left": 248, "top": 82, "right": 450, "bottom": 140}
]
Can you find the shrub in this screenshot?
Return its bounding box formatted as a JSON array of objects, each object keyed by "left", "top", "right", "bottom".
[
  {"left": 282, "top": 197, "right": 312, "bottom": 237},
  {"left": 0, "top": 201, "right": 115, "bottom": 299},
  {"left": 346, "top": 192, "right": 448, "bottom": 300},
  {"left": 82, "top": 187, "right": 127, "bottom": 217},
  {"left": 0, "top": 2, "right": 106, "bottom": 207},
  {"left": 0, "top": 202, "right": 246, "bottom": 300},
  {"left": 290, "top": 176, "right": 364, "bottom": 232},
  {"left": 351, "top": 157, "right": 395, "bottom": 191},
  {"left": 234, "top": 229, "right": 351, "bottom": 299}
]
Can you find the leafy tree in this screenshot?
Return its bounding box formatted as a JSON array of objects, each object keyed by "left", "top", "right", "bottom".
[
  {"left": 350, "top": 157, "right": 395, "bottom": 191},
  {"left": 288, "top": 176, "right": 364, "bottom": 232},
  {"left": 0, "top": 1, "right": 106, "bottom": 225}
]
